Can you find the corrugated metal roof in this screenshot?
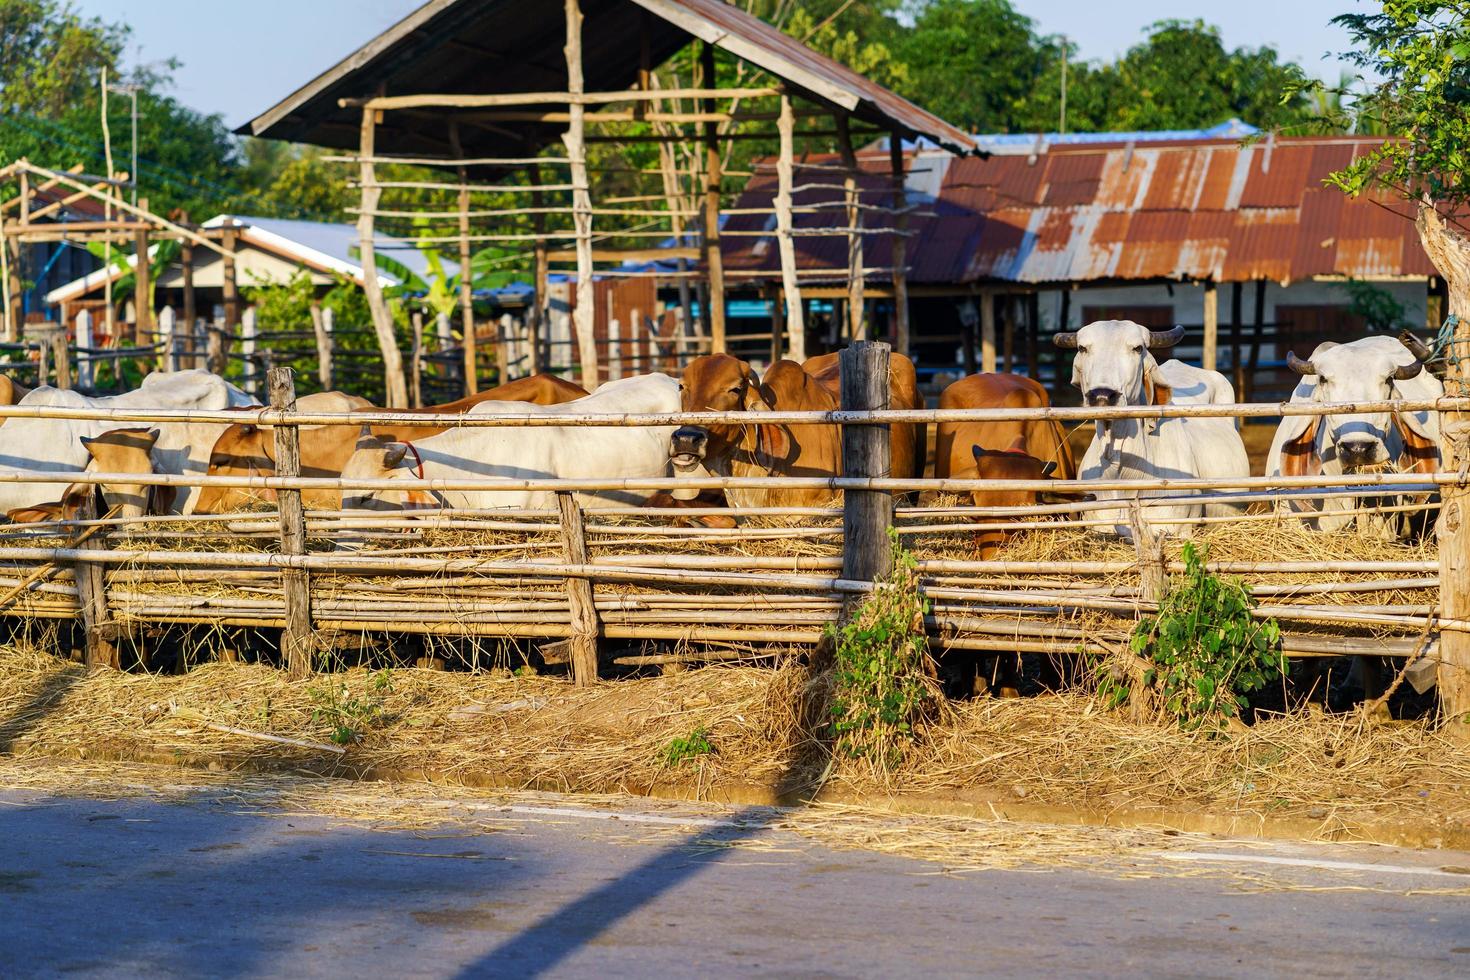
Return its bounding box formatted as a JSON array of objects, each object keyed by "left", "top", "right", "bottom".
[
  {"left": 242, "top": 0, "right": 974, "bottom": 158},
  {"left": 722, "top": 135, "right": 1439, "bottom": 286}
]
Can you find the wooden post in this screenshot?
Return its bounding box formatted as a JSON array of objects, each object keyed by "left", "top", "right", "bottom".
[
  {"left": 980, "top": 289, "right": 997, "bottom": 373},
  {"left": 1002, "top": 294, "right": 1016, "bottom": 372},
  {"left": 701, "top": 41, "right": 727, "bottom": 354},
  {"left": 556, "top": 491, "right": 600, "bottom": 686},
  {"left": 498, "top": 312, "right": 516, "bottom": 382},
  {"left": 840, "top": 341, "right": 894, "bottom": 592},
  {"left": 565, "top": 0, "right": 599, "bottom": 389},
  {"left": 4, "top": 234, "right": 22, "bottom": 342},
  {"left": 1247, "top": 279, "right": 1266, "bottom": 402},
  {"left": 180, "top": 211, "right": 196, "bottom": 364},
  {"left": 775, "top": 94, "right": 806, "bottom": 361},
  {"left": 133, "top": 224, "right": 150, "bottom": 346},
  {"left": 411, "top": 310, "right": 425, "bottom": 407},
  {"left": 529, "top": 162, "right": 548, "bottom": 376},
  {"left": 72, "top": 490, "right": 118, "bottom": 670},
  {"left": 76, "top": 308, "right": 94, "bottom": 389},
  {"left": 158, "top": 305, "right": 176, "bottom": 372},
  {"left": 767, "top": 283, "right": 784, "bottom": 365},
  {"left": 221, "top": 224, "right": 239, "bottom": 345},
  {"left": 269, "top": 367, "right": 314, "bottom": 679},
  {"left": 311, "top": 303, "right": 333, "bottom": 390},
  {"left": 608, "top": 316, "right": 622, "bottom": 380},
  {"left": 836, "top": 114, "right": 864, "bottom": 340},
  {"left": 241, "top": 306, "right": 258, "bottom": 395},
  {"left": 1202, "top": 279, "right": 1218, "bottom": 372},
  {"left": 356, "top": 105, "right": 410, "bottom": 407},
  {"left": 888, "top": 133, "right": 911, "bottom": 356},
  {"left": 450, "top": 122, "right": 477, "bottom": 395},
  {"left": 1025, "top": 291, "right": 1040, "bottom": 378},
  {"left": 1229, "top": 281, "right": 1244, "bottom": 395}
]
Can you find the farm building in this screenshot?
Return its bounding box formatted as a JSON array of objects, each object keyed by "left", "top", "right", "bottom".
[
  {"left": 238, "top": 0, "right": 974, "bottom": 404},
  {"left": 722, "top": 129, "right": 1445, "bottom": 400},
  {"left": 43, "top": 214, "right": 453, "bottom": 341}
]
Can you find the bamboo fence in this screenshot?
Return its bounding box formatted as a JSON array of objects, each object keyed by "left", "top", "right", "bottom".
[{"left": 0, "top": 352, "right": 1459, "bottom": 713}]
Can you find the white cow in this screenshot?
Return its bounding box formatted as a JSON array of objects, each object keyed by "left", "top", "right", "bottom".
[
  {"left": 340, "top": 373, "right": 679, "bottom": 511},
  {"left": 1053, "top": 320, "right": 1250, "bottom": 536},
  {"left": 0, "top": 370, "right": 259, "bottom": 518},
  {"left": 1265, "top": 335, "right": 1440, "bottom": 536}
]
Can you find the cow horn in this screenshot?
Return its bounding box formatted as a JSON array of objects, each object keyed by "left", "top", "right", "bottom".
[
  {"left": 1392, "top": 359, "right": 1425, "bottom": 381},
  {"left": 1286, "top": 351, "right": 1317, "bottom": 376},
  {"left": 1052, "top": 330, "right": 1078, "bottom": 349},
  {"left": 1398, "top": 330, "right": 1434, "bottom": 363},
  {"left": 1147, "top": 325, "right": 1185, "bottom": 349}
]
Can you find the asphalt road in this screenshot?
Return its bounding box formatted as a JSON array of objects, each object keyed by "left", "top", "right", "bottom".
[{"left": 1, "top": 766, "right": 1468, "bottom": 978}]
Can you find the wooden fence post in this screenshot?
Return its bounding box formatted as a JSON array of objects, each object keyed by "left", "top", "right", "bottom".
[
  {"left": 206, "top": 314, "right": 226, "bottom": 376},
  {"left": 158, "top": 305, "right": 176, "bottom": 372},
  {"left": 556, "top": 490, "right": 600, "bottom": 685},
  {"left": 498, "top": 312, "right": 515, "bottom": 383},
  {"left": 411, "top": 310, "right": 425, "bottom": 408},
  {"left": 269, "top": 367, "right": 315, "bottom": 679},
  {"left": 133, "top": 224, "right": 150, "bottom": 347},
  {"left": 311, "top": 304, "right": 334, "bottom": 390},
  {"left": 980, "top": 289, "right": 997, "bottom": 373},
  {"left": 72, "top": 490, "right": 118, "bottom": 669},
  {"left": 76, "top": 309, "right": 94, "bottom": 389},
  {"left": 241, "top": 306, "right": 259, "bottom": 395},
  {"left": 840, "top": 341, "right": 894, "bottom": 592}
]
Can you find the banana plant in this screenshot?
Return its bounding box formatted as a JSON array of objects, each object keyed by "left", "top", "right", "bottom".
[{"left": 85, "top": 238, "right": 182, "bottom": 325}]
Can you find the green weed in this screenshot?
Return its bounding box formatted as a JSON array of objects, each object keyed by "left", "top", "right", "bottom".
[{"left": 661, "top": 726, "right": 714, "bottom": 767}]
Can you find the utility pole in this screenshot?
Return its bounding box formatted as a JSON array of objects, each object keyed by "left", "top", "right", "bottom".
[{"left": 1059, "top": 35, "right": 1068, "bottom": 135}]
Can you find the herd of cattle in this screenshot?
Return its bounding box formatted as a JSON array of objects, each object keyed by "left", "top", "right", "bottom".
[{"left": 0, "top": 320, "right": 1445, "bottom": 552}]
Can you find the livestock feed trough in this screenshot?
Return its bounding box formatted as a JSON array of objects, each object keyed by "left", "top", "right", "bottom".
[{"left": 0, "top": 346, "right": 1462, "bottom": 746}]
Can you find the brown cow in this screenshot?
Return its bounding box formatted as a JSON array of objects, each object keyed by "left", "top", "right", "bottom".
[
  {"left": 6, "top": 427, "right": 162, "bottom": 523},
  {"left": 0, "top": 375, "right": 31, "bottom": 408},
  {"left": 193, "top": 374, "right": 589, "bottom": 513},
  {"left": 934, "top": 373, "right": 1079, "bottom": 697},
  {"left": 669, "top": 355, "right": 842, "bottom": 516},
  {"left": 800, "top": 350, "right": 926, "bottom": 482}
]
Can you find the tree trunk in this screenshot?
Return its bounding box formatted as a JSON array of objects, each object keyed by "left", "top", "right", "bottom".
[{"left": 1419, "top": 201, "right": 1470, "bottom": 730}]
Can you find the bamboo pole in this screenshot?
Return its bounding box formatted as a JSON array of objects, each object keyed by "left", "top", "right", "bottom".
[
  {"left": 72, "top": 491, "right": 117, "bottom": 669},
  {"left": 356, "top": 105, "right": 410, "bottom": 408},
  {"left": 835, "top": 114, "right": 864, "bottom": 340},
  {"left": 529, "top": 160, "right": 547, "bottom": 377},
  {"left": 564, "top": 0, "right": 599, "bottom": 389},
  {"left": 701, "top": 41, "right": 727, "bottom": 354},
  {"left": 776, "top": 94, "right": 805, "bottom": 361},
  {"left": 556, "top": 491, "right": 600, "bottom": 685},
  {"left": 449, "top": 122, "right": 477, "bottom": 396},
  {"left": 341, "top": 88, "right": 779, "bottom": 110}
]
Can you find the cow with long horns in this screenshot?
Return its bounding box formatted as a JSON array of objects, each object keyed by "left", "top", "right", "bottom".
[
  {"left": 1265, "top": 334, "right": 1441, "bottom": 537},
  {"left": 1053, "top": 320, "right": 1250, "bottom": 536}
]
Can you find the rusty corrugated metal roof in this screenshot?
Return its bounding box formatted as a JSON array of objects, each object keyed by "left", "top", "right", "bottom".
[{"left": 721, "top": 135, "right": 1439, "bottom": 286}]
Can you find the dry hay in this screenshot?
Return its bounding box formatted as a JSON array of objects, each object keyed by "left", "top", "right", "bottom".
[{"left": 2, "top": 642, "right": 1467, "bottom": 849}]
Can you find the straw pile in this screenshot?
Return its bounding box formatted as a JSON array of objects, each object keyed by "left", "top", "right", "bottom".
[{"left": 3, "top": 643, "right": 1466, "bottom": 845}]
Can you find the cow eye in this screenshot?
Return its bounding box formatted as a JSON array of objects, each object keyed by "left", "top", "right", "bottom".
[
  {"left": 1131, "top": 345, "right": 1144, "bottom": 353},
  {"left": 728, "top": 386, "right": 742, "bottom": 395}
]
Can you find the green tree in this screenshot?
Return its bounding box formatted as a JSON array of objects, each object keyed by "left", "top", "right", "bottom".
[{"left": 0, "top": 0, "right": 127, "bottom": 116}]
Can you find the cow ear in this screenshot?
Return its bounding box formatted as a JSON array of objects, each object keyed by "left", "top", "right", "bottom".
[
  {"left": 149, "top": 484, "right": 177, "bottom": 515},
  {"left": 1393, "top": 415, "right": 1440, "bottom": 474},
  {"left": 1041, "top": 460, "right": 1058, "bottom": 477},
  {"left": 1278, "top": 417, "right": 1322, "bottom": 478},
  {"left": 759, "top": 424, "right": 792, "bottom": 462},
  {"left": 61, "top": 484, "right": 93, "bottom": 520},
  {"left": 6, "top": 502, "right": 63, "bottom": 524},
  {"left": 382, "top": 444, "right": 409, "bottom": 469}
]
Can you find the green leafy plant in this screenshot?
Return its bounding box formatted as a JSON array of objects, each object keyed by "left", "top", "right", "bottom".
[
  {"left": 661, "top": 725, "right": 714, "bottom": 767},
  {"left": 826, "top": 529, "right": 941, "bottom": 770},
  {"left": 1126, "top": 543, "right": 1286, "bottom": 730},
  {"left": 1341, "top": 278, "right": 1409, "bottom": 333},
  {"left": 307, "top": 670, "right": 393, "bottom": 746}
]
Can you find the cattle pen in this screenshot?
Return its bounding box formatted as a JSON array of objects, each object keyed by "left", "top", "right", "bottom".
[{"left": 0, "top": 343, "right": 1466, "bottom": 728}]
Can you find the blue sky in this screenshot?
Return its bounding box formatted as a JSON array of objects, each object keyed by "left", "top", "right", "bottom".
[{"left": 74, "top": 0, "right": 1368, "bottom": 128}]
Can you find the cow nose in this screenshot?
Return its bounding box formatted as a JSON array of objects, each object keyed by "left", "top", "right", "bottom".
[
  {"left": 1338, "top": 439, "right": 1378, "bottom": 466},
  {"left": 1085, "top": 388, "right": 1121, "bottom": 407},
  {"left": 670, "top": 427, "right": 708, "bottom": 458}
]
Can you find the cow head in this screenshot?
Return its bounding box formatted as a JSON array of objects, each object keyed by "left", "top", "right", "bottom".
[
  {"left": 968, "top": 437, "right": 1087, "bottom": 558},
  {"left": 1053, "top": 320, "right": 1185, "bottom": 407},
  {"left": 194, "top": 422, "right": 276, "bottom": 513},
  {"left": 6, "top": 426, "right": 162, "bottom": 524},
  {"left": 670, "top": 354, "right": 783, "bottom": 482},
  {"left": 341, "top": 428, "right": 424, "bottom": 511},
  {"left": 1280, "top": 338, "right": 1436, "bottom": 474}
]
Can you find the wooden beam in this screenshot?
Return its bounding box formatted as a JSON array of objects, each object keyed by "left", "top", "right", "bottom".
[
  {"left": 545, "top": 246, "right": 700, "bottom": 263},
  {"left": 775, "top": 94, "right": 805, "bottom": 362},
  {"left": 343, "top": 87, "right": 780, "bottom": 110},
  {"left": 556, "top": 491, "right": 601, "bottom": 685},
  {"left": 529, "top": 161, "right": 548, "bottom": 377},
  {"left": 357, "top": 106, "right": 410, "bottom": 408},
  {"left": 836, "top": 114, "right": 864, "bottom": 341},
  {"left": 133, "top": 222, "right": 150, "bottom": 345},
  {"left": 889, "top": 134, "right": 910, "bottom": 356},
  {"left": 702, "top": 42, "right": 727, "bottom": 354},
  {"left": 269, "top": 367, "right": 315, "bottom": 679},
  {"left": 450, "top": 122, "right": 477, "bottom": 395},
  {"left": 1230, "top": 281, "right": 1244, "bottom": 396},
  {"left": 565, "top": 0, "right": 599, "bottom": 388},
  {"left": 1202, "top": 279, "right": 1218, "bottom": 372}
]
